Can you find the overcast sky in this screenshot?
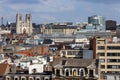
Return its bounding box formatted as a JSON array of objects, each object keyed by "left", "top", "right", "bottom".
[{"left": 0, "top": 0, "right": 120, "bottom": 24}]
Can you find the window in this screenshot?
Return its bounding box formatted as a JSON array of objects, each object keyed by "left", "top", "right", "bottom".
[
  {"left": 6, "top": 77, "right": 10, "bottom": 80},
  {"left": 66, "top": 69, "right": 69, "bottom": 76},
  {"left": 32, "top": 68, "right": 36, "bottom": 74},
  {"left": 14, "top": 78, "right": 18, "bottom": 80},
  {"left": 101, "top": 65, "right": 105, "bottom": 69},
  {"left": 103, "top": 76, "right": 107, "bottom": 79},
  {"left": 19, "top": 16, "right": 22, "bottom": 21},
  {"left": 101, "top": 71, "right": 105, "bottom": 73},
  {"left": 62, "top": 51, "right": 66, "bottom": 56},
  {"left": 21, "top": 78, "right": 26, "bottom": 80},
  {"left": 99, "top": 53, "right": 105, "bottom": 56},
  {"left": 107, "top": 46, "right": 120, "bottom": 50},
  {"left": 56, "top": 69, "right": 60, "bottom": 77},
  {"left": 73, "top": 70, "right": 77, "bottom": 76},
  {"left": 107, "top": 59, "right": 120, "bottom": 62},
  {"left": 107, "top": 65, "right": 120, "bottom": 69},
  {"left": 107, "top": 59, "right": 117, "bottom": 62},
  {"left": 98, "top": 46, "right": 105, "bottom": 50},
  {"left": 107, "top": 53, "right": 117, "bottom": 56},
  {"left": 99, "top": 59, "right": 105, "bottom": 62},
  {"left": 29, "top": 78, "right": 33, "bottom": 80},
  {"left": 36, "top": 78, "right": 40, "bottom": 80}
]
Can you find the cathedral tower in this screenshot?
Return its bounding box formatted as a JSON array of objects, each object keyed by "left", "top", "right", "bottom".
[{"left": 16, "top": 13, "right": 33, "bottom": 35}]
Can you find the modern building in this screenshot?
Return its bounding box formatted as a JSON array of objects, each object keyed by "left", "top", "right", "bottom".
[
  {"left": 116, "top": 25, "right": 120, "bottom": 37},
  {"left": 88, "top": 15, "right": 106, "bottom": 31},
  {"left": 88, "top": 15, "right": 105, "bottom": 26},
  {"left": 106, "top": 20, "right": 117, "bottom": 30},
  {"left": 16, "top": 13, "right": 33, "bottom": 35},
  {"left": 90, "top": 37, "right": 120, "bottom": 80}
]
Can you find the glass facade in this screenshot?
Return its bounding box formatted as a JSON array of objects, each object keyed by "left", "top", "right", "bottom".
[{"left": 88, "top": 15, "right": 106, "bottom": 31}]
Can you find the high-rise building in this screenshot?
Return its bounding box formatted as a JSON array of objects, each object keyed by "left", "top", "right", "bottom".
[
  {"left": 88, "top": 15, "right": 106, "bottom": 31},
  {"left": 16, "top": 13, "right": 33, "bottom": 35},
  {"left": 88, "top": 15, "right": 105, "bottom": 26},
  {"left": 106, "top": 20, "right": 117, "bottom": 30},
  {"left": 90, "top": 37, "right": 120, "bottom": 80}
]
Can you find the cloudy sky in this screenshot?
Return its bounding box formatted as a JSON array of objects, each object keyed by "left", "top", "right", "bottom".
[{"left": 0, "top": 0, "right": 120, "bottom": 24}]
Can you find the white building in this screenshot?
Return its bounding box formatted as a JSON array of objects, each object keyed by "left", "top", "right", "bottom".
[{"left": 29, "top": 63, "right": 44, "bottom": 74}]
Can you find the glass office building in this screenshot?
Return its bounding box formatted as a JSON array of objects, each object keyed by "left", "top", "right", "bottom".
[{"left": 88, "top": 15, "right": 106, "bottom": 31}]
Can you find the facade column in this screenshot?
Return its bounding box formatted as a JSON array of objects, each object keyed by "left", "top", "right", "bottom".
[
  {"left": 93, "top": 69, "right": 95, "bottom": 77},
  {"left": 60, "top": 69, "right": 62, "bottom": 76},
  {"left": 55, "top": 69, "right": 56, "bottom": 75},
  {"left": 77, "top": 69, "right": 78, "bottom": 76},
  {"left": 87, "top": 69, "right": 90, "bottom": 77},
  {"left": 83, "top": 69, "right": 85, "bottom": 76}
]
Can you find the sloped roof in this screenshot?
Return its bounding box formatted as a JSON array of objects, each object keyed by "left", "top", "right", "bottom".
[
  {"left": 0, "top": 64, "right": 9, "bottom": 76},
  {"left": 53, "top": 58, "right": 93, "bottom": 67},
  {"left": 65, "top": 59, "right": 93, "bottom": 67}
]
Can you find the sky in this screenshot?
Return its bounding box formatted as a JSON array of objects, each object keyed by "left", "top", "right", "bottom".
[{"left": 0, "top": 0, "right": 120, "bottom": 24}]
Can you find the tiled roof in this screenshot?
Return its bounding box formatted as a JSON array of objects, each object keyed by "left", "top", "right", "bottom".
[
  {"left": 65, "top": 59, "right": 93, "bottom": 67},
  {"left": 53, "top": 58, "right": 93, "bottom": 67},
  {"left": 0, "top": 64, "right": 9, "bottom": 76}
]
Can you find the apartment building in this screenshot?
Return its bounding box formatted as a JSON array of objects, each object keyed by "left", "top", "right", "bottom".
[{"left": 91, "top": 37, "right": 120, "bottom": 80}]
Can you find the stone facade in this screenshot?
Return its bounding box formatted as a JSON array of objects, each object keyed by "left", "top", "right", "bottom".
[{"left": 16, "top": 13, "right": 33, "bottom": 35}]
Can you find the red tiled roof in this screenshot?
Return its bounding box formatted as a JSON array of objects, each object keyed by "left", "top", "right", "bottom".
[{"left": 17, "top": 51, "right": 34, "bottom": 56}]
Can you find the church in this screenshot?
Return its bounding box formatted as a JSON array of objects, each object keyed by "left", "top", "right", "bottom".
[{"left": 16, "top": 13, "right": 33, "bottom": 35}]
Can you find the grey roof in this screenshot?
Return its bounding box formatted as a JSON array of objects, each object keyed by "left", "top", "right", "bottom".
[
  {"left": 53, "top": 58, "right": 93, "bottom": 67},
  {"left": 76, "top": 31, "right": 111, "bottom": 37},
  {"left": 75, "top": 34, "right": 87, "bottom": 39},
  {"left": 46, "top": 25, "right": 77, "bottom": 29}
]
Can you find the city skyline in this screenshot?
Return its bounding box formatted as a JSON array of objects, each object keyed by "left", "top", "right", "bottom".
[{"left": 0, "top": 0, "right": 120, "bottom": 24}]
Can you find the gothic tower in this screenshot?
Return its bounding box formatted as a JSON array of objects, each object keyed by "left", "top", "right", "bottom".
[{"left": 16, "top": 13, "right": 33, "bottom": 35}]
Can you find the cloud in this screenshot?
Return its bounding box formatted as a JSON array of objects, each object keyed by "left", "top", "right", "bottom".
[
  {"left": 0, "top": 0, "right": 120, "bottom": 24},
  {"left": 40, "top": 15, "right": 56, "bottom": 21},
  {"left": 7, "top": 0, "right": 76, "bottom": 13},
  {"left": 83, "top": 0, "right": 120, "bottom": 4},
  {"left": 8, "top": 0, "right": 40, "bottom": 4}
]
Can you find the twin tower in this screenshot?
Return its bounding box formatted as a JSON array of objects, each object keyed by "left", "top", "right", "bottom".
[{"left": 16, "top": 13, "right": 33, "bottom": 35}]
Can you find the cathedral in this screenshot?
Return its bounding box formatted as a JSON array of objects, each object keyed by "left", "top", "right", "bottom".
[{"left": 16, "top": 13, "right": 33, "bottom": 35}]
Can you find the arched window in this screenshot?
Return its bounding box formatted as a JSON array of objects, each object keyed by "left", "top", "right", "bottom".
[
  {"left": 73, "top": 70, "right": 77, "bottom": 76},
  {"left": 79, "top": 68, "right": 85, "bottom": 76},
  {"left": 66, "top": 69, "right": 69, "bottom": 76},
  {"left": 6, "top": 77, "right": 10, "bottom": 80},
  {"left": 23, "top": 28, "right": 26, "bottom": 34},
  {"left": 36, "top": 78, "right": 40, "bottom": 80},
  {"left": 14, "top": 77, "right": 19, "bottom": 80},
  {"left": 81, "top": 70, "right": 84, "bottom": 76},
  {"left": 21, "top": 77, "right": 26, "bottom": 80},
  {"left": 29, "top": 78, "right": 34, "bottom": 80}
]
